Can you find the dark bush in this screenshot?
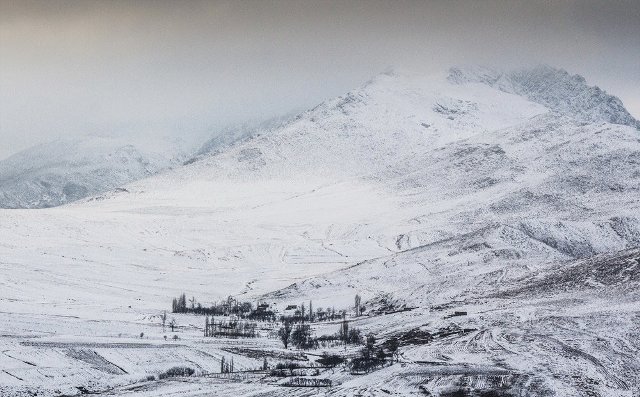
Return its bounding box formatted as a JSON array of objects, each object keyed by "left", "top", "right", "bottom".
[
  {"left": 270, "top": 361, "right": 301, "bottom": 377},
  {"left": 317, "top": 353, "right": 344, "bottom": 368},
  {"left": 158, "top": 366, "right": 195, "bottom": 379}
]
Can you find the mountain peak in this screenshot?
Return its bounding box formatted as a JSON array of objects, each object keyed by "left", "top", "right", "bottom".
[{"left": 448, "top": 65, "right": 640, "bottom": 129}]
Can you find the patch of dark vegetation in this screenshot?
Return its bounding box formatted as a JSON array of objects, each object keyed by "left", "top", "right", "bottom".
[
  {"left": 158, "top": 366, "right": 195, "bottom": 379},
  {"left": 279, "top": 319, "right": 364, "bottom": 350},
  {"left": 397, "top": 328, "right": 434, "bottom": 346},
  {"left": 445, "top": 311, "right": 467, "bottom": 319},
  {"left": 350, "top": 334, "right": 394, "bottom": 374},
  {"left": 433, "top": 324, "right": 477, "bottom": 339},
  {"left": 291, "top": 324, "right": 316, "bottom": 349},
  {"left": 222, "top": 347, "right": 306, "bottom": 361},
  {"left": 317, "top": 353, "right": 345, "bottom": 368},
  {"left": 396, "top": 324, "right": 477, "bottom": 347},
  {"left": 270, "top": 361, "right": 302, "bottom": 377}
]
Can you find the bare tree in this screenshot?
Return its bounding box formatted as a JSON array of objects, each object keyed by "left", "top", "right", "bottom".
[
  {"left": 171, "top": 298, "right": 178, "bottom": 313},
  {"left": 169, "top": 318, "right": 177, "bottom": 332},
  {"left": 340, "top": 318, "right": 349, "bottom": 345},
  {"left": 387, "top": 337, "right": 400, "bottom": 363},
  {"left": 354, "top": 294, "right": 362, "bottom": 317},
  {"left": 161, "top": 311, "right": 167, "bottom": 332},
  {"left": 291, "top": 324, "right": 313, "bottom": 349},
  {"left": 365, "top": 334, "right": 376, "bottom": 357},
  {"left": 278, "top": 321, "right": 293, "bottom": 349}
]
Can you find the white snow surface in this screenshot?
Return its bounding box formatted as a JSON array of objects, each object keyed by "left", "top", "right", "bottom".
[{"left": 0, "top": 69, "right": 639, "bottom": 396}]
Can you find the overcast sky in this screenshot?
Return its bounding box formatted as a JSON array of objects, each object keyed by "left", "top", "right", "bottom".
[{"left": 1, "top": 0, "right": 639, "bottom": 160}]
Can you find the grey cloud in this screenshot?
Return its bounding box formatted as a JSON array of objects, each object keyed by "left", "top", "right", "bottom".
[{"left": 1, "top": 0, "right": 638, "bottom": 159}]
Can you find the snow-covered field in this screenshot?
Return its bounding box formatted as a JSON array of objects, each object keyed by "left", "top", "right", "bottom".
[{"left": 1, "top": 67, "right": 639, "bottom": 396}]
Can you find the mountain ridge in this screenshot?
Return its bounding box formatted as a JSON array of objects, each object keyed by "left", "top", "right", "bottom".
[{"left": 448, "top": 64, "right": 640, "bottom": 129}]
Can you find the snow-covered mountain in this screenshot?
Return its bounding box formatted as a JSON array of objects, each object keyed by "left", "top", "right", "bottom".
[
  {"left": 0, "top": 136, "right": 192, "bottom": 209},
  {"left": 191, "top": 113, "right": 298, "bottom": 160},
  {"left": 449, "top": 65, "right": 640, "bottom": 128},
  {"left": 0, "top": 66, "right": 638, "bottom": 396}
]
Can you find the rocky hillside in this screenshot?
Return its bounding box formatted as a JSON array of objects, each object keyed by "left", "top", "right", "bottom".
[
  {"left": 448, "top": 65, "right": 640, "bottom": 128},
  {"left": 0, "top": 136, "right": 185, "bottom": 208}
]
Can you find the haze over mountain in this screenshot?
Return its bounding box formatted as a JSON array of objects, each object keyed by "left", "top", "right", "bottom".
[
  {"left": 2, "top": 65, "right": 637, "bottom": 210},
  {"left": 0, "top": 66, "right": 638, "bottom": 396},
  {"left": 2, "top": 1, "right": 639, "bottom": 160}
]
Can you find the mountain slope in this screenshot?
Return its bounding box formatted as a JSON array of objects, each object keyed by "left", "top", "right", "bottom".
[{"left": 99, "top": 68, "right": 640, "bottom": 258}]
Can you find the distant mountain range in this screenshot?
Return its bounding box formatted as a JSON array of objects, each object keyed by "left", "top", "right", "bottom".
[{"left": 0, "top": 136, "right": 190, "bottom": 208}]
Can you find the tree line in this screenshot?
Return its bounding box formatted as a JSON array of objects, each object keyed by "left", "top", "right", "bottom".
[{"left": 171, "top": 293, "right": 364, "bottom": 325}]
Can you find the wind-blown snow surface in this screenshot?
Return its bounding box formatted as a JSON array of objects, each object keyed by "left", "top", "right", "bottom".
[{"left": 0, "top": 68, "right": 639, "bottom": 396}]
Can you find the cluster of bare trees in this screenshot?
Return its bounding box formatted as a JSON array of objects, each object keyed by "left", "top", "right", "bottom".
[
  {"left": 278, "top": 321, "right": 316, "bottom": 349},
  {"left": 291, "top": 324, "right": 315, "bottom": 349},
  {"left": 204, "top": 317, "right": 257, "bottom": 338},
  {"left": 171, "top": 293, "right": 189, "bottom": 313},
  {"left": 160, "top": 311, "right": 177, "bottom": 332},
  {"left": 278, "top": 321, "right": 293, "bottom": 348},
  {"left": 280, "top": 300, "right": 347, "bottom": 324},
  {"left": 220, "top": 356, "right": 234, "bottom": 373},
  {"left": 350, "top": 334, "right": 399, "bottom": 373},
  {"left": 171, "top": 293, "right": 272, "bottom": 319},
  {"left": 171, "top": 293, "right": 367, "bottom": 325},
  {"left": 278, "top": 319, "right": 363, "bottom": 350},
  {"left": 282, "top": 377, "right": 332, "bottom": 387},
  {"left": 338, "top": 319, "right": 363, "bottom": 345}
]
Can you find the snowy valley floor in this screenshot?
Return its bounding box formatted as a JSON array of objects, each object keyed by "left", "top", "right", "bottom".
[
  {"left": 0, "top": 246, "right": 638, "bottom": 396},
  {"left": 0, "top": 173, "right": 639, "bottom": 396}
]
